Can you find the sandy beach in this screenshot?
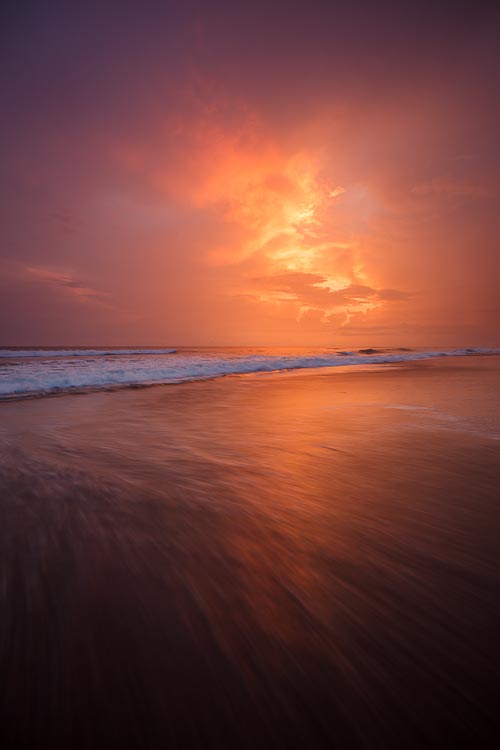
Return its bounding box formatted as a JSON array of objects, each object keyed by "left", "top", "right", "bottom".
[{"left": 0, "top": 355, "right": 499, "bottom": 748}]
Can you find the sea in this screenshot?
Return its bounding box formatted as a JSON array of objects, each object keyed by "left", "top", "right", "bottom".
[
  {"left": 0, "top": 349, "right": 499, "bottom": 748},
  {"left": 0, "top": 345, "right": 497, "bottom": 398}
]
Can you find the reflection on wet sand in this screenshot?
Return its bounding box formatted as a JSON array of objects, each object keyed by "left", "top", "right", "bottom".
[{"left": 0, "top": 357, "right": 499, "bottom": 748}]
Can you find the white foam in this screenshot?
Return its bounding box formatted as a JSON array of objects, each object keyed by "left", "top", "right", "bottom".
[{"left": 0, "top": 348, "right": 497, "bottom": 398}]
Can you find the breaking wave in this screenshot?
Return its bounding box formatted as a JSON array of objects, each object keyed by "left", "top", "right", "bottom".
[{"left": 0, "top": 347, "right": 497, "bottom": 399}]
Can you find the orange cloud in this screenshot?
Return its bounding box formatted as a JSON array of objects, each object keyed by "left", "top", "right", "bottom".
[
  {"left": 122, "top": 87, "right": 399, "bottom": 326},
  {"left": 23, "top": 265, "right": 111, "bottom": 307}
]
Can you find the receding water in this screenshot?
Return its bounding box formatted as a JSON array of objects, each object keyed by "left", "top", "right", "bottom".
[{"left": 0, "top": 356, "right": 499, "bottom": 748}]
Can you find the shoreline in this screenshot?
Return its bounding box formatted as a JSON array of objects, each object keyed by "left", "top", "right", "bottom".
[
  {"left": 0, "top": 352, "right": 499, "bottom": 748},
  {"left": 1, "top": 350, "right": 499, "bottom": 403}
]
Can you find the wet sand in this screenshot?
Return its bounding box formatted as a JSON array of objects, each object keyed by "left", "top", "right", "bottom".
[{"left": 0, "top": 356, "right": 499, "bottom": 748}]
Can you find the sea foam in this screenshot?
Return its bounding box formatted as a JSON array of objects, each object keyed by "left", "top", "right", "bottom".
[{"left": 0, "top": 348, "right": 497, "bottom": 398}]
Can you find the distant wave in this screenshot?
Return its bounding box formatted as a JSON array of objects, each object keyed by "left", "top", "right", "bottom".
[
  {"left": 0, "top": 348, "right": 177, "bottom": 359},
  {"left": 0, "top": 347, "right": 498, "bottom": 399}
]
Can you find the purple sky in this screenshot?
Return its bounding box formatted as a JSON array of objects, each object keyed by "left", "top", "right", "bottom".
[{"left": 1, "top": 0, "right": 499, "bottom": 346}]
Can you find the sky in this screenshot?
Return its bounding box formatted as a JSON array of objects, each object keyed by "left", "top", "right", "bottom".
[{"left": 1, "top": 0, "right": 499, "bottom": 347}]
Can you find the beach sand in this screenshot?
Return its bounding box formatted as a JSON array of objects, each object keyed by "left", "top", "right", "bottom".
[{"left": 0, "top": 356, "right": 499, "bottom": 748}]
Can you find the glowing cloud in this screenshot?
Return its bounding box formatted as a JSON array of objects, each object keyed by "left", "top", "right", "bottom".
[{"left": 132, "top": 91, "right": 391, "bottom": 326}]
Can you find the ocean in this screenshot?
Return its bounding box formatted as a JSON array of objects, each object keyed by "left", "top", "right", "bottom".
[
  {"left": 0, "top": 345, "right": 497, "bottom": 398},
  {"left": 0, "top": 352, "right": 499, "bottom": 748}
]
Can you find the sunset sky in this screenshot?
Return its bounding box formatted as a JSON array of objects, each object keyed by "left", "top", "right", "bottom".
[{"left": 1, "top": 0, "right": 499, "bottom": 346}]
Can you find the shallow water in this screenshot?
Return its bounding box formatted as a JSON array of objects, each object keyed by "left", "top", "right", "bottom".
[
  {"left": 0, "top": 356, "right": 499, "bottom": 748},
  {"left": 1, "top": 344, "right": 497, "bottom": 397}
]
